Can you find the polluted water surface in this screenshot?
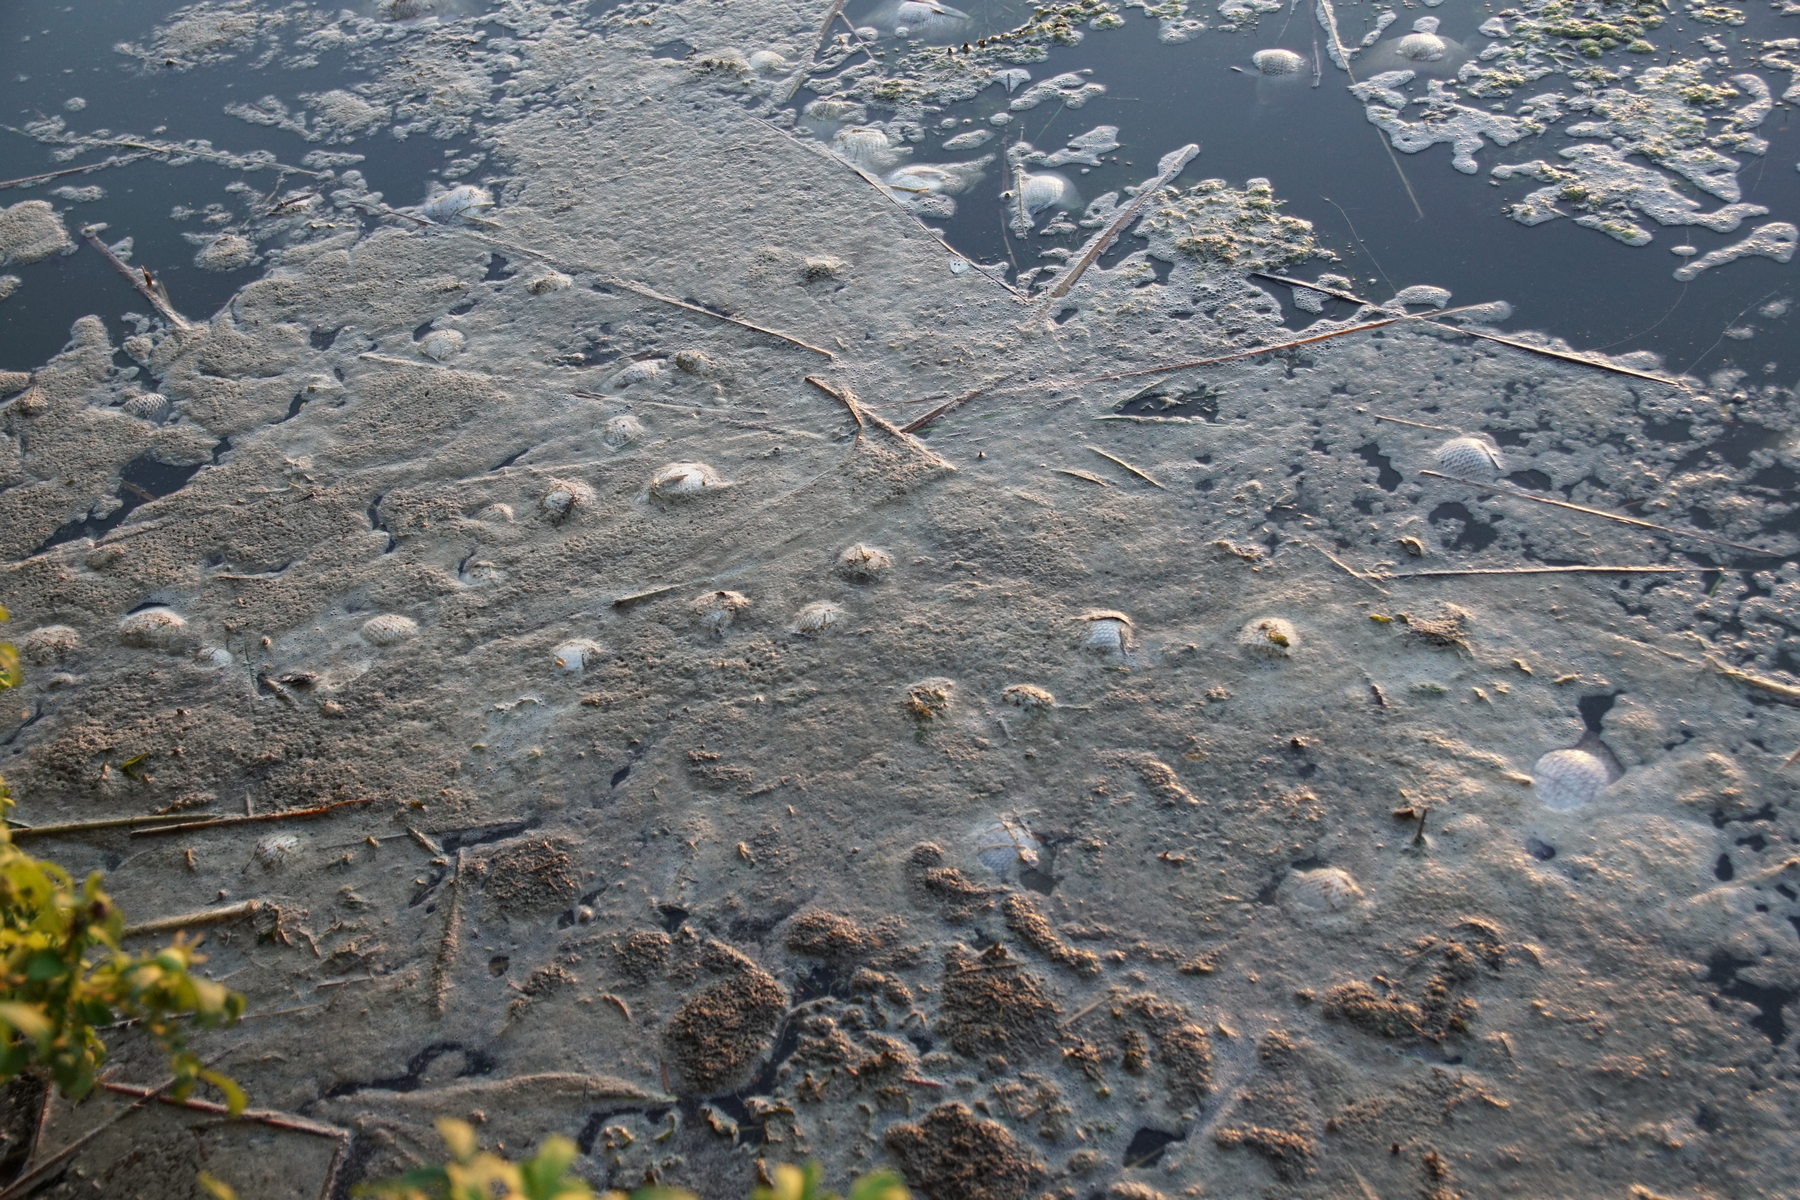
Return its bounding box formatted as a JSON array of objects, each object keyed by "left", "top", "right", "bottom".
[{"left": 0, "top": 0, "right": 1799, "bottom": 1198}]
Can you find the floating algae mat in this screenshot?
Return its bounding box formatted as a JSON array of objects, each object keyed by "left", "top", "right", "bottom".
[{"left": 3, "top": 0, "right": 1800, "bottom": 1198}]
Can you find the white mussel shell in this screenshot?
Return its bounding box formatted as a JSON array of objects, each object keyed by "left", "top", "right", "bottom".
[
  {"left": 791, "top": 601, "right": 846, "bottom": 635},
  {"left": 360, "top": 613, "right": 419, "bottom": 645},
  {"left": 608, "top": 359, "right": 662, "bottom": 388},
  {"left": 971, "top": 815, "right": 1041, "bottom": 877},
  {"left": 1252, "top": 48, "right": 1306, "bottom": 75},
  {"left": 1002, "top": 683, "right": 1055, "bottom": 711},
  {"left": 747, "top": 50, "right": 789, "bottom": 74},
  {"left": 1239, "top": 616, "right": 1296, "bottom": 658},
  {"left": 1435, "top": 436, "right": 1505, "bottom": 478},
  {"left": 1395, "top": 32, "right": 1448, "bottom": 60},
  {"left": 1079, "top": 609, "right": 1132, "bottom": 655},
  {"left": 804, "top": 98, "right": 866, "bottom": 124},
  {"left": 1280, "top": 868, "right": 1366, "bottom": 914},
  {"left": 836, "top": 543, "right": 892, "bottom": 582},
  {"left": 419, "top": 329, "right": 464, "bottom": 361},
  {"left": 119, "top": 608, "right": 187, "bottom": 650},
  {"left": 525, "top": 272, "right": 572, "bottom": 294},
  {"left": 552, "top": 639, "right": 602, "bottom": 674},
  {"left": 1019, "top": 172, "right": 1073, "bottom": 214},
  {"left": 694, "top": 590, "right": 751, "bottom": 637},
  {"left": 1534, "top": 748, "right": 1610, "bottom": 811},
  {"left": 541, "top": 478, "right": 595, "bottom": 522},
  {"left": 121, "top": 392, "right": 171, "bottom": 420},
  {"left": 649, "top": 462, "right": 727, "bottom": 498},
  {"left": 22, "top": 625, "right": 79, "bottom": 664},
  {"left": 420, "top": 184, "right": 492, "bottom": 223},
  {"left": 255, "top": 834, "right": 301, "bottom": 869},
  {"left": 602, "top": 414, "right": 644, "bottom": 450}
]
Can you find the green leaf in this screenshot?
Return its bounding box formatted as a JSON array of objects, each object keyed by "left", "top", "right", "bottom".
[
  {"left": 0, "top": 1002, "right": 52, "bottom": 1043},
  {"left": 200, "top": 1068, "right": 247, "bottom": 1117},
  {"left": 0, "top": 644, "right": 19, "bottom": 691},
  {"left": 846, "top": 1172, "right": 909, "bottom": 1200},
  {"left": 198, "top": 1172, "right": 239, "bottom": 1200}
]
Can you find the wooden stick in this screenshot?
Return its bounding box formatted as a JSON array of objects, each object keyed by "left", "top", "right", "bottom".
[
  {"left": 94, "top": 1082, "right": 346, "bottom": 1139},
  {"left": 1086, "top": 446, "right": 1164, "bottom": 488},
  {"left": 1308, "top": 543, "right": 1391, "bottom": 595},
  {"left": 1034, "top": 144, "right": 1199, "bottom": 310},
  {"left": 1706, "top": 656, "right": 1800, "bottom": 703},
  {"left": 1059, "top": 314, "right": 1410, "bottom": 387},
  {"left": 900, "top": 376, "right": 1010, "bottom": 435},
  {"left": 1423, "top": 322, "right": 1688, "bottom": 388},
  {"left": 1250, "top": 271, "right": 1372, "bottom": 306},
  {"left": 432, "top": 849, "right": 465, "bottom": 1018},
  {"left": 0, "top": 1069, "right": 185, "bottom": 1200},
  {"left": 1373, "top": 414, "right": 1455, "bottom": 432},
  {"left": 8, "top": 812, "right": 209, "bottom": 840},
  {"left": 805, "top": 374, "right": 863, "bottom": 430},
  {"left": 121, "top": 900, "right": 259, "bottom": 938},
  {"left": 129, "top": 797, "right": 373, "bottom": 838},
  {"left": 1054, "top": 468, "right": 1110, "bottom": 486},
  {"left": 805, "top": 377, "right": 952, "bottom": 467},
  {"left": 1381, "top": 565, "right": 1694, "bottom": 579},
  {"left": 610, "top": 279, "right": 835, "bottom": 359},
  {"left": 0, "top": 154, "right": 153, "bottom": 192},
  {"left": 81, "top": 231, "right": 191, "bottom": 330},
  {"left": 1417, "top": 471, "right": 1777, "bottom": 556}
]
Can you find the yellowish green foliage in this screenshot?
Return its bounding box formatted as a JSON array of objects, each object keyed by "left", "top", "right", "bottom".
[
  {"left": 355, "top": 1119, "right": 594, "bottom": 1200},
  {"left": 0, "top": 605, "right": 244, "bottom": 1110}
]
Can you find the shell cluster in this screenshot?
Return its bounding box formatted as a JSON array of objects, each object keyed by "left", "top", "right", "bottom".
[
  {"left": 694, "top": 590, "right": 751, "bottom": 638},
  {"left": 649, "top": 462, "right": 727, "bottom": 499},
  {"left": 1533, "top": 748, "right": 1610, "bottom": 811},
  {"left": 119, "top": 608, "right": 188, "bottom": 650},
  {"left": 1239, "top": 617, "right": 1296, "bottom": 658},
  {"left": 360, "top": 613, "right": 419, "bottom": 646},
  {"left": 836, "top": 543, "right": 892, "bottom": 582},
  {"left": 791, "top": 601, "right": 846, "bottom": 635},
  {"left": 1252, "top": 48, "right": 1306, "bottom": 75},
  {"left": 21, "top": 624, "right": 79, "bottom": 665},
  {"left": 541, "top": 478, "right": 595, "bottom": 523},
  {"left": 1435, "top": 436, "right": 1506, "bottom": 479},
  {"left": 1280, "top": 867, "right": 1365, "bottom": 914},
  {"left": 971, "top": 814, "right": 1041, "bottom": 878},
  {"left": 419, "top": 329, "right": 465, "bottom": 361},
  {"left": 552, "top": 639, "right": 602, "bottom": 674},
  {"left": 602, "top": 414, "right": 644, "bottom": 450},
  {"left": 1078, "top": 610, "right": 1132, "bottom": 657}
]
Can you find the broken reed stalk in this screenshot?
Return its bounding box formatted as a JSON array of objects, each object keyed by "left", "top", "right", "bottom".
[
  {"left": 1382, "top": 565, "right": 1694, "bottom": 579},
  {"left": 129, "top": 796, "right": 374, "bottom": 837},
  {"left": 611, "top": 278, "right": 836, "bottom": 359},
  {"left": 1372, "top": 413, "right": 1456, "bottom": 432},
  {"left": 1086, "top": 446, "right": 1164, "bottom": 487},
  {"left": 1249, "top": 270, "right": 1372, "bottom": 306},
  {"left": 0, "top": 153, "right": 153, "bottom": 192},
  {"left": 805, "top": 373, "right": 864, "bottom": 430},
  {"left": 7, "top": 812, "right": 208, "bottom": 840},
  {"left": 1054, "top": 468, "right": 1110, "bottom": 486},
  {"left": 433, "top": 849, "right": 466, "bottom": 1017},
  {"left": 900, "top": 376, "right": 1009, "bottom": 435},
  {"left": 0, "top": 1075, "right": 180, "bottom": 1200},
  {"left": 1034, "top": 144, "right": 1199, "bottom": 311},
  {"left": 82, "top": 231, "right": 191, "bottom": 330},
  {"left": 1427, "top": 322, "right": 1687, "bottom": 388},
  {"left": 1706, "top": 656, "right": 1800, "bottom": 704},
  {"left": 94, "top": 1081, "right": 347, "bottom": 1139},
  {"left": 1418, "top": 471, "right": 1776, "bottom": 557},
  {"left": 121, "top": 899, "right": 259, "bottom": 938},
  {"left": 1308, "top": 543, "right": 1392, "bottom": 595}
]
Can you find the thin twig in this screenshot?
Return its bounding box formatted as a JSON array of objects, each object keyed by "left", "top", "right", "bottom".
[
  {"left": 81, "top": 231, "right": 191, "bottom": 330},
  {"left": 94, "top": 1082, "right": 346, "bottom": 1139},
  {"left": 1381, "top": 565, "right": 1695, "bottom": 579},
  {"left": 1249, "top": 271, "right": 1372, "bottom": 307},
  {"left": 8, "top": 812, "right": 209, "bottom": 841},
  {"left": 1085, "top": 446, "right": 1164, "bottom": 488},
  {"left": 1034, "top": 144, "right": 1198, "bottom": 310},
  {"left": 0, "top": 153, "right": 152, "bottom": 192},
  {"left": 805, "top": 377, "right": 953, "bottom": 468},
  {"left": 1373, "top": 414, "right": 1455, "bottom": 432},
  {"left": 1706, "top": 656, "right": 1800, "bottom": 703},
  {"left": 121, "top": 899, "right": 259, "bottom": 938},
  {"left": 1308, "top": 543, "right": 1391, "bottom": 595},
  {"left": 1425, "top": 322, "right": 1688, "bottom": 388},
  {"left": 805, "top": 374, "right": 863, "bottom": 429},
  {"left": 129, "top": 797, "right": 374, "bottom": 837},
  {"left": 611, "top": 279, "right": 835, "bottom": 359},
  {"left": 1054, "top": 468, "right": 1111, "bottom": 486},
  {"left": 1064, "top": 314, "right": 1409, "bottom": 386},
  {"left": 1418, "top": 471, "right": 1777, "bottom": 556},
  {"left": 900, "top": 375, "right": 1010, "bottom": 435},
  {"left": 433, "top": 849, "right": 465, "bottom": 1017},
  {"left": 0, "top": 1066, "right": 191, "bottom": 1200}
]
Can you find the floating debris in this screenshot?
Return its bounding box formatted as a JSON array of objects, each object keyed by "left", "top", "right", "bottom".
[
  {"left": 361, "top": 614, "right": 419, "bottom": 646},
  {"left": 1533, "top": 748, "right": 1610, "bottom": 811},
  {"left": 1239, "top": 616, "right": 1296, "bottom": 658},
  {"left": 1672, "top": 221, "right": 1797, "bottom": 281},
  {"left": 648, "top": 461, "right": 729, "bottom": 499},
  {"left": 694, "top": 590, "right": 751, "bottom": 638},
  {"left": 194, "top": 233, "right": 253, "bottom": 271},
  {"left": 791, "top": 601, "right": 846, "bottom": 635}
]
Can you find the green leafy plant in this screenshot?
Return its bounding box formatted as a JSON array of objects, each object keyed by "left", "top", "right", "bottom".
[
  {"left": 0, "top": 605, "right": 245, "bottom": 1110},
  {"left": 354, "top": 1118, "right": 593, "bottom": 1200},
  {"left": 355, "top": 1121, "right": 909, "bottom": 1200}
]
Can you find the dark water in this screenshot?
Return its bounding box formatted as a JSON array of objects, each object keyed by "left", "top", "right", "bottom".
[
  {"left": 0, "top": 0, "right": 475, "bottom": 376},
  {"left": 840, "top": 0, "right": 1800, "bottom": 383}
]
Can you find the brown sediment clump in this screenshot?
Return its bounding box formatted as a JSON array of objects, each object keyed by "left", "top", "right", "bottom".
[
  {"left": 883, "top": 1102, "right": 1047, "bottom": 1200},
  {"left": 906, "top": 842, "right": 997, "bottom": 920},
  {"left": 662, "top": 949, "right": 786, "bottom": 1094},
  {"left": 937, "top": 944, "right": 1060, "bottom": 1061},
  {"left": 477, "top": 837, "right": 580, "bottom": 915},
  {"left": 785, "top": 909, "right": 876, "bottom": 962},
  {"left": 614, "top": 930, "right": 672, "bottom": 983},
  {"left": 1002, "top": 893, "right": 1099, "bottom": 977}
]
